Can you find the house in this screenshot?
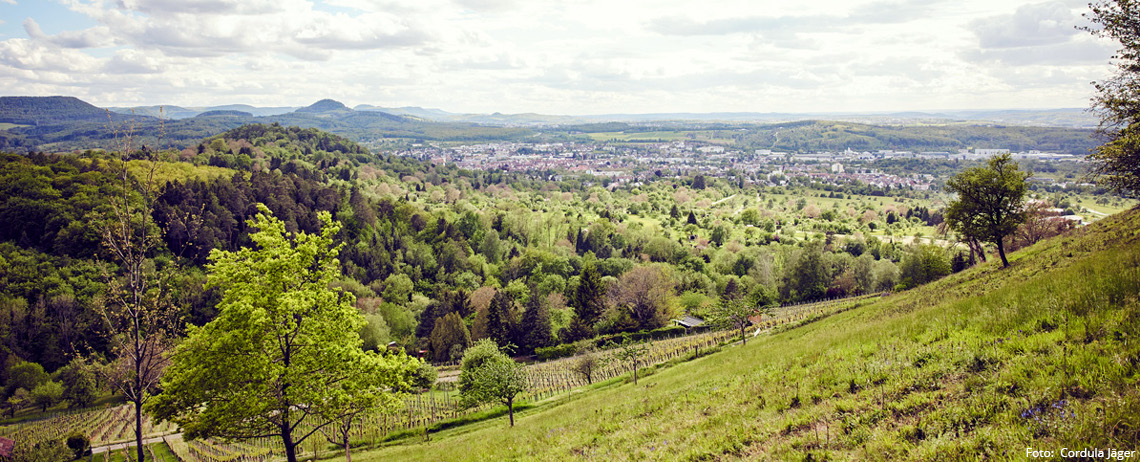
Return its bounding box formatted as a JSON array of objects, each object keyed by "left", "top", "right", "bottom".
[{"left": 673, "top": 315, "right": 705, "bottom": 329}]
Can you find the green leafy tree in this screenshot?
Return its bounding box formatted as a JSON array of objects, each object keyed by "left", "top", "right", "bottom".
[
  {"left": 30, "top": 380, "right": 62, "bottom": 412},
  {"left": 150, "top": 205, "right": 417, "bottom": 462},
  {"left": 897, "top": 245, "right": 952, "bottom": 289},
  {"left": 944, "top": 154, "right": 1030, "bottom": 267},
  {"left": 458, "top": 339, "right": 503, "bottom": 396},
  {"left": 58, "top": 358, "right": 99, "bottom": 409},
  {"left": 5, "top": 362, "right": 47, "bottom": 396},
  {"left": 465, "top": 355, "right": 527, "bottom": 427},
  {"left": 1084, "top": 0, "right": 1140, "bottom": 195}
]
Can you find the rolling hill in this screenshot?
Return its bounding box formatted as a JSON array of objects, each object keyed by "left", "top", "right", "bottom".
[{"left": 354, "top": 208, "right": 1140, "bottom": 461}]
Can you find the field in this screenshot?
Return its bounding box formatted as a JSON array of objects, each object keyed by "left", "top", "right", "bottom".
[{"left": 342, "top": 208, "right": 1140, "bottom": 461}]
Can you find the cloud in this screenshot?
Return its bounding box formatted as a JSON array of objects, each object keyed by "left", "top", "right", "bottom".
[
  {"left": 452, "top": 0, "right": 516, "bottom": 12},
  {"left": 0, "top": 38, "right": 100, "bottom": 72},
  {"left": 647, "top": 0, "right": 948, "bottom": 38},
  {"left": 23, "top": 18, "right": 114, "bottom": 48},
  {"left": 965, "top": 39, "right": 1114, "bottom": 66},
  {"left": 0, "top": 0, "right": 15, "bottom": 5},
  {"left": 970, "top": 1, "right": 1081, "bottom": 49}
]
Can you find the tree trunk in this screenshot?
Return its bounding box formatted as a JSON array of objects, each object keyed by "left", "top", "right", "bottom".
[
  {"left": 507, "top": 398, "right": 514, "bottom": 427},
  {"left": 283, "top": 425, "right": 297, "bottom": 462},
  {"left": 996, "top": 240, "right": 1009, "bottom": 267},
  {"left": 134, "top": 399, "right": 145, "bottom": 462},
  {"left": 344, "top": 432, "right": 352, "bottom": 462},
  {"left": 740, "top": 323, "right": 747, "bottom": 346}
]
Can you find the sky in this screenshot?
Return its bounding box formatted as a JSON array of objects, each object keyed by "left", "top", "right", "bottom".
[{"left": 0, "top": 0, "right": 1120, "bottom": 115}]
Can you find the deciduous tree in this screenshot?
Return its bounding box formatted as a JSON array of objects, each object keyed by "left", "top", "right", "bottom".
[
  {"left": 944, "top": 153, "right": 1029, "bottom": 267},
  {"left": 1084, "top": 0, "right": 1140, "bottom": 195},
  {"left": 150, "top": 205, "right": 417, "bottom": 462}
]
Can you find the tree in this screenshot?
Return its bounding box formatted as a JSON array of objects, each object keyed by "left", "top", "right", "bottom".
[
  {"left": 519, "top": 290, "right": 553, "bottom": 353},
  {"left": 897, "top": 245, "right": 952, "bottom": 289},
  {"left": 608, "top": 337, "right": 650, "bottom": 385},
  {"left": 485, "top": 290, "right": 515, "bottom": 347},
  {"left": 5, "top": 361, "right": 47, "bottom": 396},
  {"left": 30, "top": 380, "right": 62, "bottom": 412},
  {"left": 150, "top": 205, "right": 417, "bottom": 462},
  {"left": 1084, "top": 1, "right": 1140, "bottom": 195},
  {"left": 99, "top": 117, "right": 179, "bottom": 462},
  {"left": 711, "top": 290, "right": 773, "bottom": 346},
  {"left": 569, "top": 350, "right": 607, "bottom": 385},
  {"left": 607, "top": 265, "right": 675, "bottom": 330},
  {"left": 430, "top": 312, "right": 471, "bottom": 363},
  {"left": 467, "top": 357, "right": 528, "bottom": 427},
  {"left": 565, "top": 263, "right": 605, "bottom": 341},
  {"left": 59, "top": 358, "right": 99, "bottom": 409},
  {"left": 944, "top": 154, "right": 1030, "bottom": 267},
  {"left": 457, "top": 339, "right": 527, "bottom": 426}
]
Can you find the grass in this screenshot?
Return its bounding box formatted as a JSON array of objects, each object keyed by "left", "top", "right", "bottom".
[{"left": 343, "top": 207, "right": 1140, "bottom": 461}]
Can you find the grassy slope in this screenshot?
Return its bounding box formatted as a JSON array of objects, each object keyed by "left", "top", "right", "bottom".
[{"left": 353, "top": 209, "right": 1140, "bottom": 461}]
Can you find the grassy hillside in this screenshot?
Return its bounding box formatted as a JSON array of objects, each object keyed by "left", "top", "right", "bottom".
[{"left": 353, "top": 209, "right": 1140, "bottom": 461}]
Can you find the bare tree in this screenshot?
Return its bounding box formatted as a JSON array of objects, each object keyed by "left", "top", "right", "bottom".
[{"left": 98, "top": 111, "right": 179, "bottom": 462}]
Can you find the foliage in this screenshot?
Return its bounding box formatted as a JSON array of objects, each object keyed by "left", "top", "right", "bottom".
[
  {"left": 897, "top": 244, "right": 952, "bottom": 289},
  {"left": 607, "top": 337, "right": 651, "bottom": 385},
  {"left": 58, "top": 358, "right": 99, "bottom": 408},
  {"left": 944, "top": 153, "right": 1030, "bottom": 267},
  {"left": 29, "top": 380, "right": 62, "bottom": 412},
  {"left": 606, "top": 265, "right": 675, "bottom": 331},
  {"left": 459, "top": 341, "right": 527, "bottom": 426},
  {"left": 429, "top": 311, "right": 471, "bottom": 363},
  {"left": 1083, "top": 0, "right": 1140, "bottom": 194},
  {"left": 149, "top": 205, "right": 417, "bottom": 462},
  {"left": 458, "top": 339, "right": 504, "bottom": 397}
]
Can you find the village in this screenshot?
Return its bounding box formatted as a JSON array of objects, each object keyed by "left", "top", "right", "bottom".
[{"left": 388, "top": 139, "right": 1082, "bottom": 190}]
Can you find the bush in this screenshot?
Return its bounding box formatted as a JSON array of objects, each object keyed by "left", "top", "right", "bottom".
[
  {"left": 535, "top": 343, "right": 578, "bottom": 361},
  {"left": 66, "top": 432, "right": 91, "bottom": 459}
]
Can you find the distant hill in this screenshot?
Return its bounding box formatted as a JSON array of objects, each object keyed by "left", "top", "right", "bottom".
[
  {"left": 195, "top": 110, "right": 253, "bottom": 118},
  {"left": 295, "top": 99, "right": 350, "bottom": 114},
  {"left": 0, "top": 96, "right": 143, "bottom": 125}
]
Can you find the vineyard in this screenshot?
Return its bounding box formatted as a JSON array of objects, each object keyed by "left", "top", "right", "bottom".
[
  {"left": 0, "top": 404, "right": 177, "bottom": 448},
  {"left": 0, "top": 294, "right": 873, "bottom": 461}
]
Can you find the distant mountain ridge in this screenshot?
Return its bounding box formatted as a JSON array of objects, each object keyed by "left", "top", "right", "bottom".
[{"left": 106, "top": 99, "right": 1097, "bottom": 128}]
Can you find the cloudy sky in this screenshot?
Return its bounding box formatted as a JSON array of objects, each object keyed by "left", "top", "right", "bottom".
[{"left": 0, "top": 0, "right": 1119, "bottom": 115}]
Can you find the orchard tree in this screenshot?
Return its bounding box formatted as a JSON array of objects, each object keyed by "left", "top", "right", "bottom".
[
  {"left": 458, "top": 339, "right": 527, "bottom": 426},
  {"left": 150, "top": 205, "right": 419, "bottom": 462},
  {"left": 609, "top": 337, "right": 650, "bottom": 385},
  {"left": 944, "top": 153, "right": 1029, "bottom": 267},
  {"left": 1084, "top": 0, "right": 1140, "bottom": 195},
  {"left": 712, "top": 288, "right": 774, "bottom": 346}
]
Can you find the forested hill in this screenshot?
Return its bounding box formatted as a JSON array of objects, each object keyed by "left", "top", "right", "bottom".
[
  {"left": 569, "top": 120, "right": 1099, "bottom": 154},
  {"left": 0, "top": 96, "right": 140, "bottom": 125}
]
